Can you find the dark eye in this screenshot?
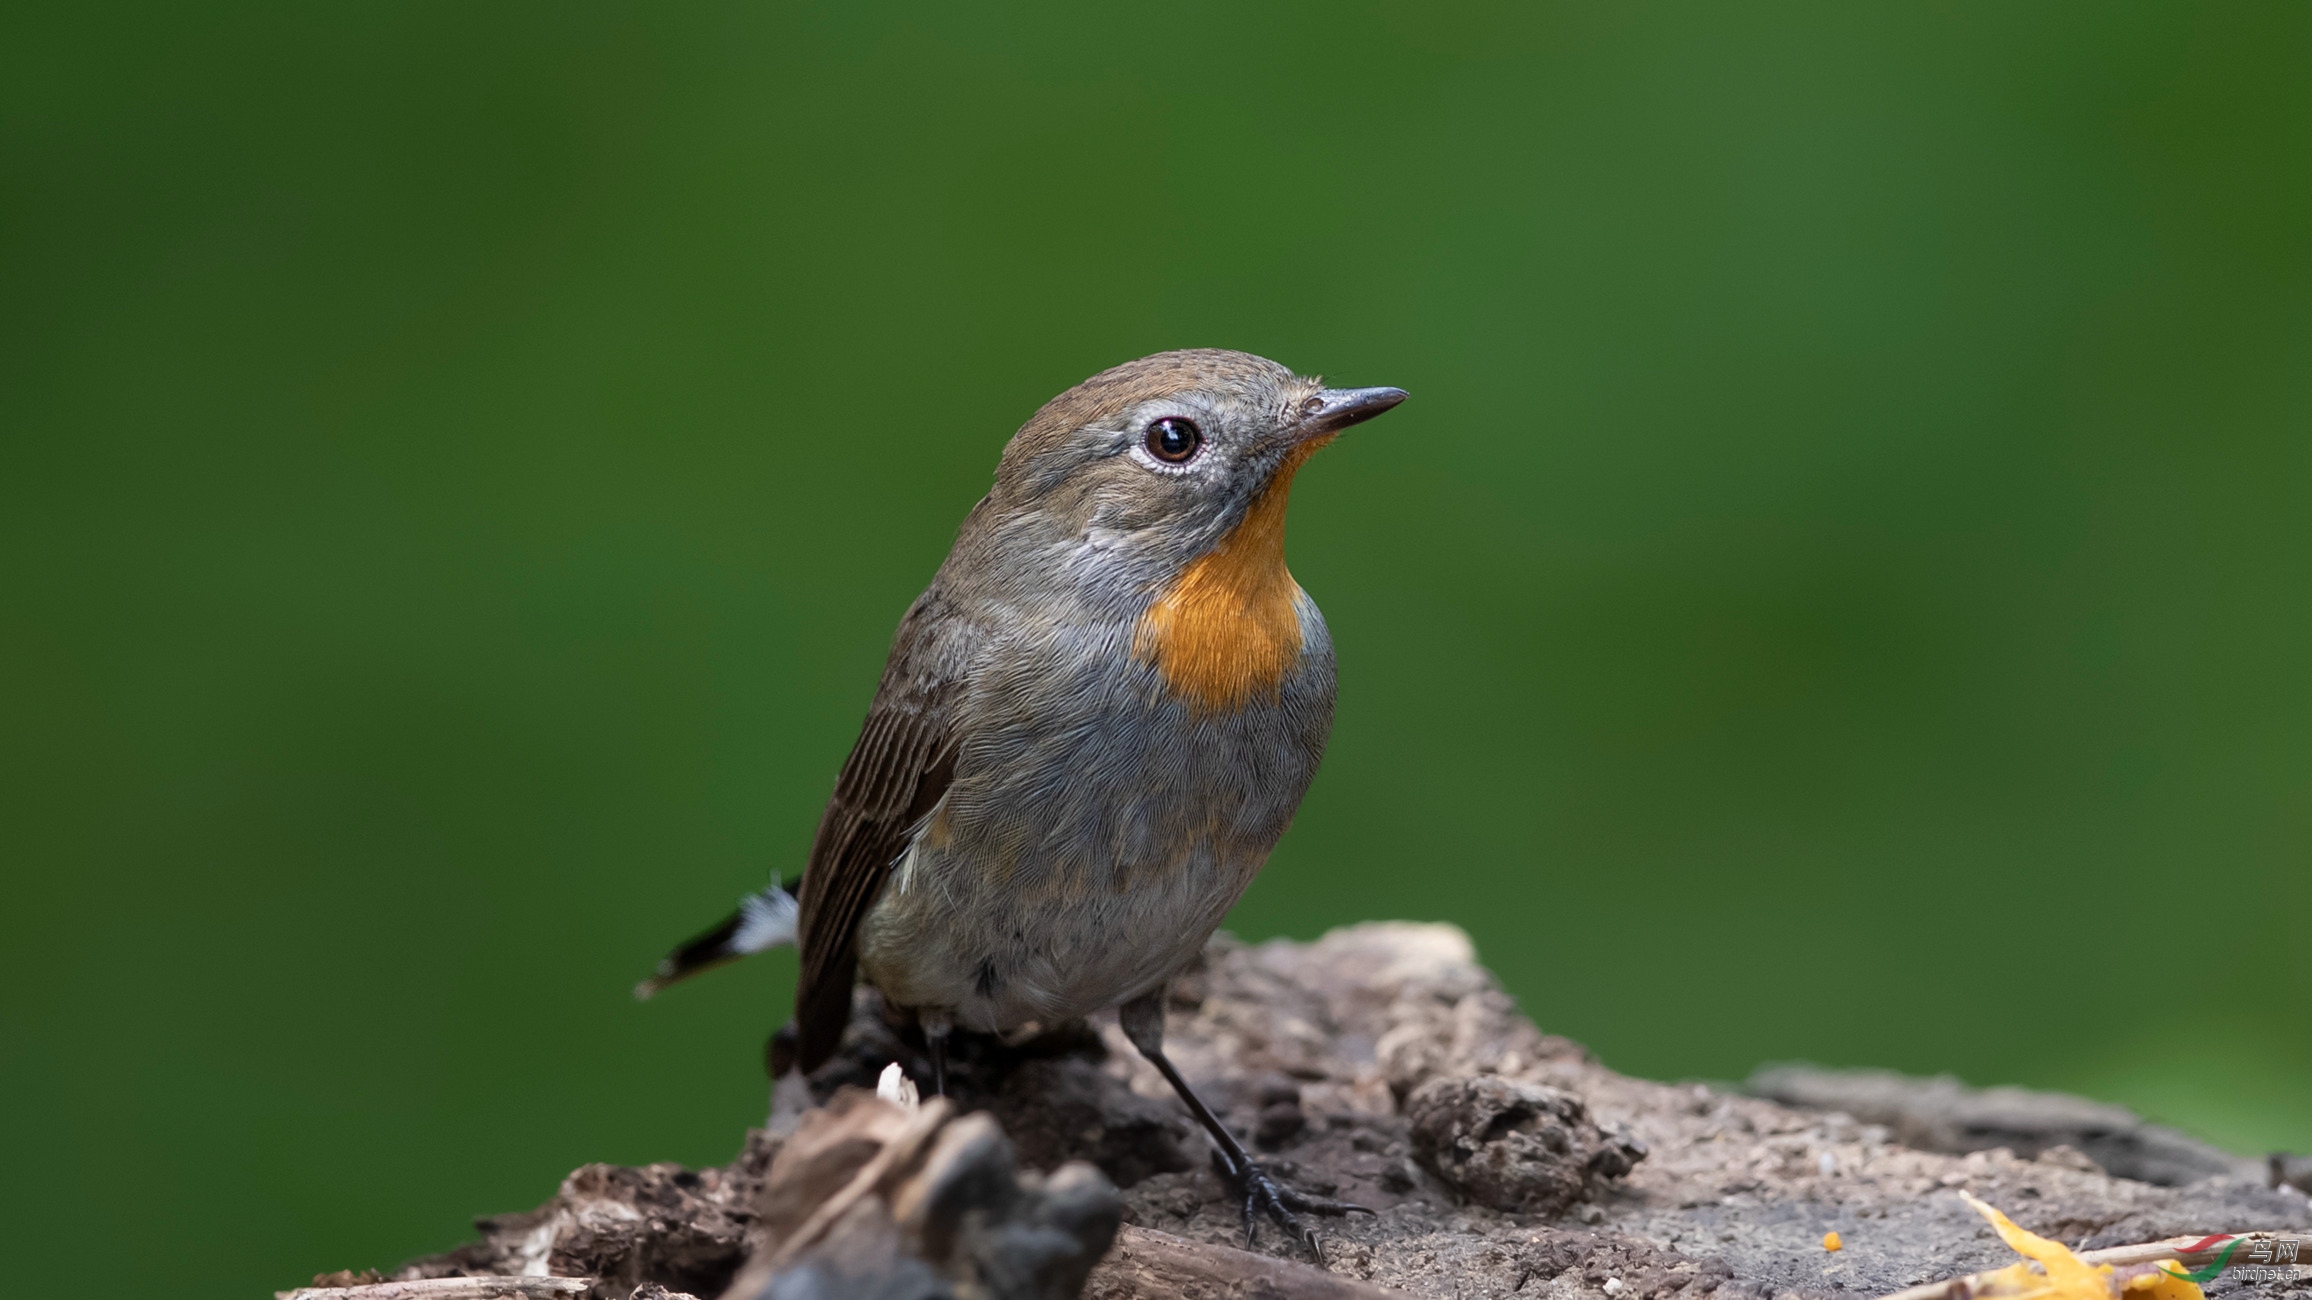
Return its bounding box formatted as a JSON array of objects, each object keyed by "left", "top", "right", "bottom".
[{"left": 1145, "top": 417, "right": 1203, "bottom": 464}]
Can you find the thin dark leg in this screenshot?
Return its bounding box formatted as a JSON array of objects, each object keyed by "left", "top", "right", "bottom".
[
  {"left": 1118, "top": 988, "right": 1368, "bottom": 1262},
  {"left": 1134, "top": 1027, "right": 1256, "bottom": 1174},
  {"left": 921, "top": 1010, "right": 952, "bottom": 1098}
]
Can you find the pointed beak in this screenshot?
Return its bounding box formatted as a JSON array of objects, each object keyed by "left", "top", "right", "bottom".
[{"left": 1296, "top": 386, "right": 1408, "bottom": 439}]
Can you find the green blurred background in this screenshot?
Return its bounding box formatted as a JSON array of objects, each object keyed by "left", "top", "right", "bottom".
[{"left": 4, "top": 2, "right": 2307, "bottom": 1294}]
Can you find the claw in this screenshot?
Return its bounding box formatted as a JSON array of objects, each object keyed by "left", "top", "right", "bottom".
[
  {"left": 1274, "top": 1180, "right": 1375, "bottom": 1218},
  {"left": 1213, "top": 1152, "right": 1367, "bottom": 1264}
]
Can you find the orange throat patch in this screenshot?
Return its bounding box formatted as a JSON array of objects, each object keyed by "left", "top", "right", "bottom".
[{"left": 1133, "top": 438, "right": 1328, "bottom": 711}]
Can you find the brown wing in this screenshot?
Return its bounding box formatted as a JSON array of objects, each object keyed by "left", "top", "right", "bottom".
[{"left": 791, "top": 593, "right": 965, "bottom": 1072}]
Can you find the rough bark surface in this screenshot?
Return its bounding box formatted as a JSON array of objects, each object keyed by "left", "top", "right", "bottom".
[{"left": 359, "top": 923, "right": 2310, "bottom": 1300}]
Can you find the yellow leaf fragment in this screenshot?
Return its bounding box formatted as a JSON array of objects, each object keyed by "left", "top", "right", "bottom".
[
  {"left": 2121, "top": 1265, "right": 2204, "bottom": 1300},
  {"left": 1824, "top": 1231, "right": 1843, "bottom": 1252},
  {"left": 1956, "top": 1193, "right": 2203, "bottom": 1300}
]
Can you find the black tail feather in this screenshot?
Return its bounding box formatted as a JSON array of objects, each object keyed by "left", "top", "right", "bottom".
[{"left": 633, "top": 877, "right": 801, "bottom": 1000}]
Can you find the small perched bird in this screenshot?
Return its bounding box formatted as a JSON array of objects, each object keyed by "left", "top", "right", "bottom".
[{"left": 644, "top": 349, "right": 1404, "bottom": 1255}]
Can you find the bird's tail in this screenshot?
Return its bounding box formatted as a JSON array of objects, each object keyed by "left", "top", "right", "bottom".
[{"left": 633, "top": 876, "right": 800, "bottom": 1000}]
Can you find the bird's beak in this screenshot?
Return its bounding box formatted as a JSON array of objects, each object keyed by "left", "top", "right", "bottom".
[{"left": 1295, "top": 386, "right": 1408, "bottom": 441}]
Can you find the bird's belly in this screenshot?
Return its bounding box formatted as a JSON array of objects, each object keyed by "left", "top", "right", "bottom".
[
  {"left": 853, "top": 620, "right": 1334, "bottom": 1032},
  {"left": 856, "top": 837, "right": 1258, "bottom": 1032}
]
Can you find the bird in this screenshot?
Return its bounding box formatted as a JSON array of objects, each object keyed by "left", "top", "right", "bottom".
[{"left": 640, "top": 348, "right": 1405, "bottom": 1256}]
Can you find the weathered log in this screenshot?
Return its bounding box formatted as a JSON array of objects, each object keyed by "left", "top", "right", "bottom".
[
  {"left": 1085, "top": 1225, "right": 1405, "bottom": 1298},
  {"left": 345, "top": 923, "right": 2309, "bottom": 1300},
  {"left": 276, "top": 1280, "right": 591, "bottom": 1300}
]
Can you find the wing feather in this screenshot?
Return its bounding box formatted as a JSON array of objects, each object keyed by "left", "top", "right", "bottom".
[{"left": 791, "top": 593, "right": 966, "bottom": 1072}]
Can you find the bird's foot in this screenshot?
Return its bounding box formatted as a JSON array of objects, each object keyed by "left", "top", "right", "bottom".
[{"left": 1212, "top": 1151, "right": 1372, "bottom": 1264}]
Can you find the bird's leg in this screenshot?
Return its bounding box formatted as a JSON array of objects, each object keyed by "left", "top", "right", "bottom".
[
  {"left": 1118, "top": 988, "right": 1369, "bottom": 1262},
  {"left": 920, "top": 1009, "right": 952, "bottom": 1097}
]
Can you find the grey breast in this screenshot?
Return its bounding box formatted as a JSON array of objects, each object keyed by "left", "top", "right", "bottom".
[{"left": 856, "top": 591, "right": 1336, "bottom": 1032}]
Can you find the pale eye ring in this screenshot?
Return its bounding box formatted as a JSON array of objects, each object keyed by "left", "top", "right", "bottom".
[{"left": 1145, "top": 417, "right": 1203, "bottom": 464}]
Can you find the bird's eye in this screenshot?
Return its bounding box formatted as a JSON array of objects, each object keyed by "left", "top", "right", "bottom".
[{"left": 1145, "top": 417, "right": 1203, "bottom": 464}]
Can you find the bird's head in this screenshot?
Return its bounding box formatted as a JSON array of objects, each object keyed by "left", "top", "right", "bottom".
[{"left": 983, "top": 349, "right": 1406, "bottom": 584}]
